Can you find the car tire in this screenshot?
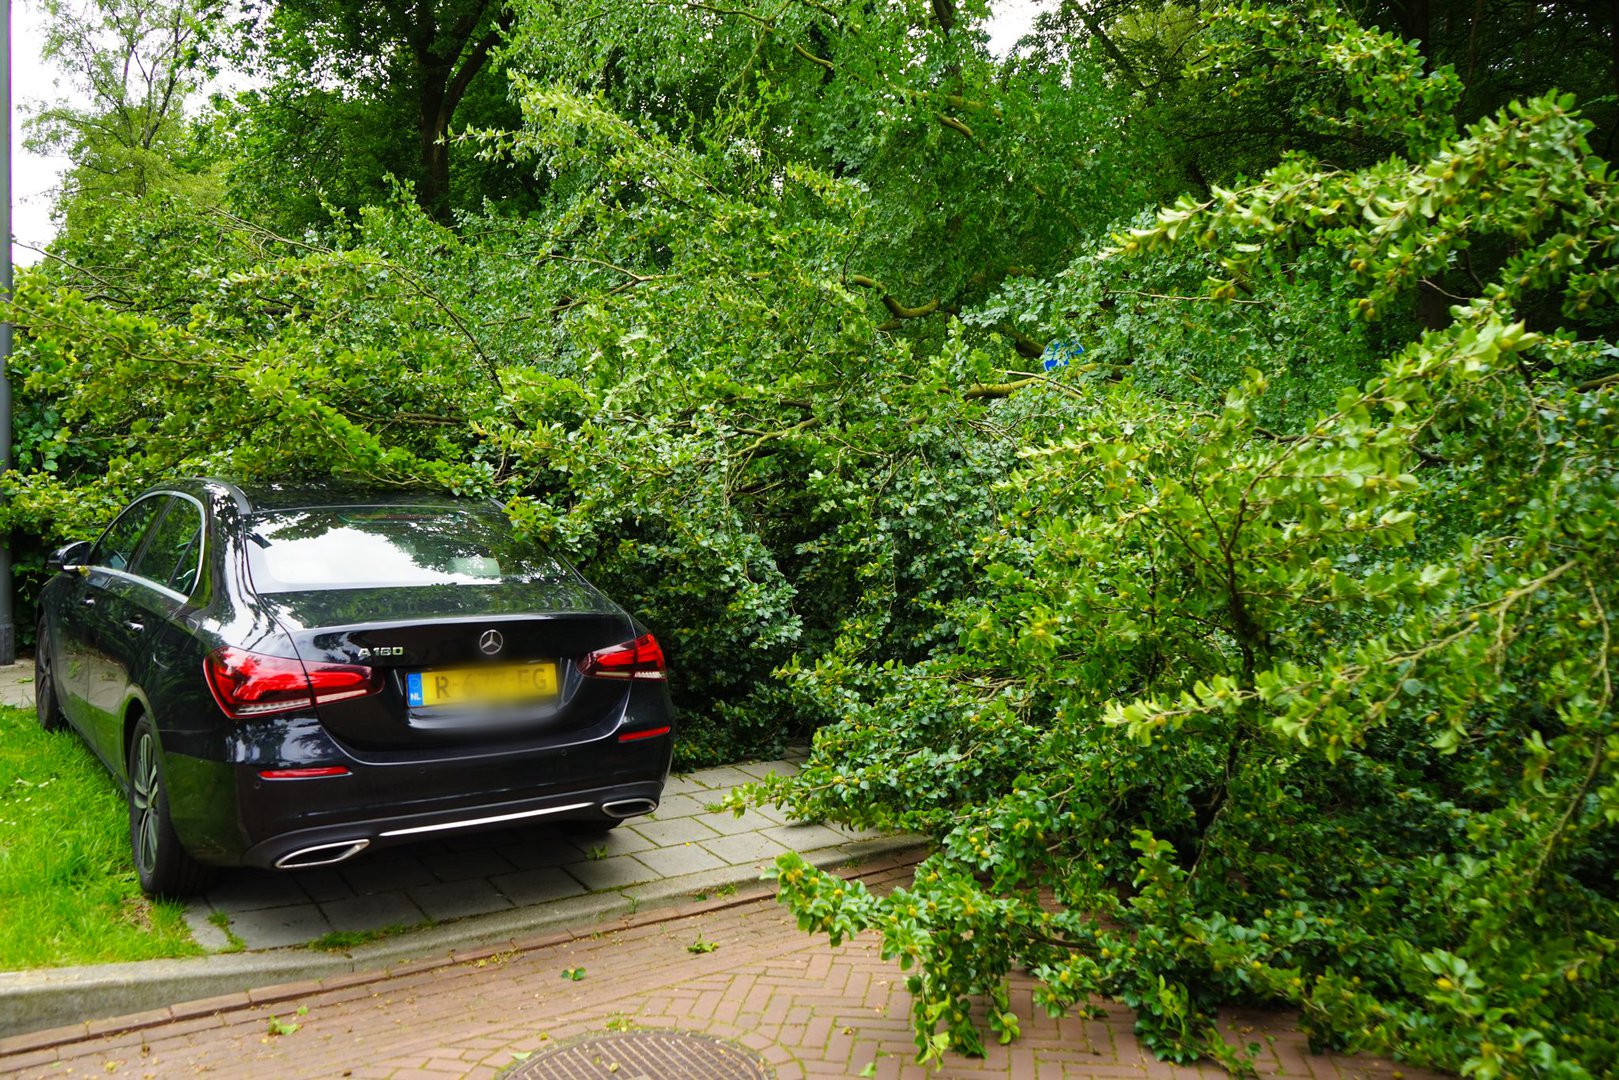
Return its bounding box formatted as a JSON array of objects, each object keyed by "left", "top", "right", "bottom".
[
  {"left": 34, "top": 623, "right": 67, "bottom": 733},
  {"left": 127, "top": 717, "right": 216, "bottom": 899}
]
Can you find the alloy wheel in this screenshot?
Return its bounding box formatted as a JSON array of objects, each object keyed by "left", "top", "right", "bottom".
[
  {"left": 131, "top": 732, "right": 161, "bottom": 876},
  {"left": 33, "top": 651, "right": 49, "bottom": 714},
  {"left": 34, "top": 636, "right": 65, "bottom": 732}
]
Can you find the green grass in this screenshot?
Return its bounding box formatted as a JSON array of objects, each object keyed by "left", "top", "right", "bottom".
[
  {"left": 0, "top": 705, "right": 199, "bottom": 969},
  {"left": 305, "top": 921, "right": 430, "bottom": 952},
  {"left": 208, "top": 910, "right": 246, "bottom": 952}
]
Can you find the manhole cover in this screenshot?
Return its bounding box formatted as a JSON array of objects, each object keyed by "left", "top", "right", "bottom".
[{"left": 506, "top": 1029, "right": 774, "bottom": 1079}]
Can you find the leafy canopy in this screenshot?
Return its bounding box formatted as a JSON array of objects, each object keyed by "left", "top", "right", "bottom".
[{"left": 749, "top": 11, "right": 1619, "bottom": 1078}]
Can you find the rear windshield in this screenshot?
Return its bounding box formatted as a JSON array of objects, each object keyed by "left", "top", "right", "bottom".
[{"left": 244, "top": 506, "right": 573, "bottom": 593}]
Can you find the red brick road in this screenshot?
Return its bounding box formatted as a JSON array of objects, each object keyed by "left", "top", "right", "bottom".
[{"left": 0, "top": 856, "right": 1444, "bottom": 1079}]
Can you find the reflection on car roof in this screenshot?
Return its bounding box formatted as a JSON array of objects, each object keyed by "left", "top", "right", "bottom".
[{"left": 230, "top": 482, "right": 494, "bottom": 514}]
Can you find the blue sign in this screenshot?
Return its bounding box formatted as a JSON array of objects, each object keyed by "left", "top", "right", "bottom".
[{"left": 1041, "top": 339, "right": 1084, "bottom": 371}]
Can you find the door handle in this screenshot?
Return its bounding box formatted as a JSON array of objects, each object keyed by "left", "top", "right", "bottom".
[
  {"left": 125, "top": 620, "right": 145, "bottom": 633},
  {"left": 80, "top": 595, "right": 97, "bottom": 607}
]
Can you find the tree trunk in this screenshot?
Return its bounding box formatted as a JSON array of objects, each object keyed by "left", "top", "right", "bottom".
[
  {"left": 1398, "top": 0, "right": 1432, "bottom": 58},
  {"left": 411, "top": 4, "right": 510, "bottom": 224},
  {"left": 418, "top": 62, "right": 454, "bottom": 222}
]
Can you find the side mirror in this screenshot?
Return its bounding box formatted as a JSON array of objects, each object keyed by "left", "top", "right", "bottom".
[{"left": 47, "top": 541, "right": 93, "bottom": 575}]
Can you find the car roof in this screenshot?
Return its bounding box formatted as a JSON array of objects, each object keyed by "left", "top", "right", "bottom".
[{"left": 160, "top": 478, "right": 493, "bottom": 515}]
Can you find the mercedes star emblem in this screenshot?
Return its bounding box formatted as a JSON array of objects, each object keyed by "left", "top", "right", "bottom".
[{"left": 479, "top": 629, "right": 504, "bottom": 656}]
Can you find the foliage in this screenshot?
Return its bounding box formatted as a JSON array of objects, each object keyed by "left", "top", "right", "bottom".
[
  {"left": 1036, "top": 0, "right": 1619, "bottom": 189},
  {"left": 12, "top": 0, "right": 1163, "bottom": 762},
  {"left": 754, "top": 15, "right": 1619, "bottom": 1077},
  {"left": 223, "top": 0, "right": 531, "bottom": 226},
  {"left": 265, "top": 1006, "right": 307, "bottom": 1036},
  {"left": 24, "top": 0, "right": 225, "bottom": 240}
]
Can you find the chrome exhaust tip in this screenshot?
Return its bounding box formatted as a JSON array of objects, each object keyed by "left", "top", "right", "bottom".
[
  {"left": 275, "top": 839, "right": 370, "bottom": 870},
  {"left": 601, "top": 798, "right": 658, "bottom": 819}
]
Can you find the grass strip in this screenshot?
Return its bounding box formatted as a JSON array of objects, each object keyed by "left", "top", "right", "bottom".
[{"left": 0, "top": 705, "right": 199, "bottom": 969}]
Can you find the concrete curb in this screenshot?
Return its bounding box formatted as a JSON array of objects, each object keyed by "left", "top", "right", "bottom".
[{"left": 0, "top": 837, "right": 928, "bottom": 1046}]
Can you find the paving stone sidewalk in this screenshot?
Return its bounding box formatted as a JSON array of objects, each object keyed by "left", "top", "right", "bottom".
[
  {"left": 184, "top": 755, "right": 884, "bottom": 952},
  {"left": 0, "top": 660, "right": 894, "bottom": 955},
  {"left": 0, "top": 661, "right": 34, "bottom": 709},
  {"left": 0, "top": 855, "right": 1447, "bottom": 1079}
]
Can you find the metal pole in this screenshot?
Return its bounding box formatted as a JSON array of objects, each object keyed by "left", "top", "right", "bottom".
[{"left": 0, "top": 0, "right": 16, "bottom": 666}]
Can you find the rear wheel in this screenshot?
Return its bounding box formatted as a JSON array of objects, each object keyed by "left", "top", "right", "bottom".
[
  {"left": 128, "top": 717, "right": 215, "bottom": 898},
  {"left": 34, "top": 624, "right": 67, "bottom": 733}
]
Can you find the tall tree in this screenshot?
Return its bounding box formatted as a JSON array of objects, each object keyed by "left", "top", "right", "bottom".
[
  {"left": 239, "top": 0, "right": 515, "bottom": 222},
  {"left": 27, "top": 0, "right": 214, "bottom": 201},
  {"left": 1040, "top": 0, "right": 1619, "bottom": 184}
]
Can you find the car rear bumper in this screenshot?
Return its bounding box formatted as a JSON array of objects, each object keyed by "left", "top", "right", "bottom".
[
  {"left": 163, "top": 706, "right": 675, "bottom": 867},
  {"left": 235, "top": 778, "right": 665, "bottom": 869}
]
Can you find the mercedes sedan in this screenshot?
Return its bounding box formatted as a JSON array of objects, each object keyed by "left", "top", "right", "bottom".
[{"left": 34, "top": 480, "right": 674, "bottom": 897}]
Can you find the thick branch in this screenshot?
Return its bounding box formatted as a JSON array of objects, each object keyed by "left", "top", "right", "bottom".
[
  {"left": 848, "top": 276, "right": 1046, "bottom": 358},
  {"left": 793, "top": 42, "right": 834, "bottom": 71},
  {"left": 443, "top": 8, "right": 515, "bottom": 126},
  {"left": 936, "top": 113, "right": 978, "bottom": 143},
  {"left": 963, "top": 377, "right": 1039, "bottom": 399},
  {"left": 848, "top": 275, "right": 940, "bottom": 319},
  {"left": 995, "top": 323, "right": 1048, "bottom": 360},
  {"left": 1081, "top": 13, "right": 1146, "bottom": 92}
]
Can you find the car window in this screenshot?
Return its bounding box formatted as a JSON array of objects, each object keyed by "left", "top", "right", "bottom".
[
  {"left": 244, "top": 506, "right": 574, "bottom": 593},
  {"left": 131, "top": 497, "right": 204, "bottom": 596},
  {"left": 90, "top": 497, "right": 165, "bottom": 572}
]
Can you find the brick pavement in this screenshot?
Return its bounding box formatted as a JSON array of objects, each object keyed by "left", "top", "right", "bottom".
[{"left": 0, "top": 855, "right": 1448, "bottom": 1080}]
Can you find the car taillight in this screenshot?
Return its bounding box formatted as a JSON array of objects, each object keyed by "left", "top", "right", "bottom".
[
  {"left": 618, "top": 725, "right": 671, "bottom": 743},
  {"left": 577, "top": 633, "right": 666, "bottom": 681},
  {"left": 205, "top": 646, "right": 380, "bottom": 719},
  {"left": 259, "top": 767, "right": 352, "bottom": 779}
]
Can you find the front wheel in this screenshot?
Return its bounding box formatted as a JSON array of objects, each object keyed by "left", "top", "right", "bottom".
[
  {"left": 34, "top": 624, "right": 67, "bottom": 732},
  {"left": 128, "top": 717, "right": 215, "bottom": 898}
]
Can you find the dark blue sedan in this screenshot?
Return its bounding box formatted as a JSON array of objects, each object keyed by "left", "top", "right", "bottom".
[{"left": 34, "top": 480, "right": 674, "bottom": 897}]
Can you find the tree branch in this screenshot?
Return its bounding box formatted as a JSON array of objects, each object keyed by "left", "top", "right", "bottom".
[
  {"left": 963, "top": 377, "right": 1039, "bottom": 399},
  {"left": 443, "top": 7, "right": 515, "bottom": 126},
  {"left": 995, "top": 323, "right": 1048, "bottom": 360},
  {"left": 848, "top": 275, "right": 940, "bottom": 319},
  {"left": 793, "top": 42, "right": 834, "bottom": 71},
  {"left": 1080, "top": 14, "right": 1146, "bottom": 92}
]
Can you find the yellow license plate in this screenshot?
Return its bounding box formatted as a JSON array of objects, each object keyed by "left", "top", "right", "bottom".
[{"left": 406, "top": 663, "right": 558, "bottom": 708}]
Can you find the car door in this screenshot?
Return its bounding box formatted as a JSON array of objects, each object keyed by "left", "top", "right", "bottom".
[
  {"left": 116, "top": 496, "right": 208, "bottom": 763},
  {"left": 63, "top": 495, "right": 167, "bottom": 770}
]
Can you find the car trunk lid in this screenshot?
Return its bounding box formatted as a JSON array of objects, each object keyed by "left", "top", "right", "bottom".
[{"left": 263, "top": 584, "right": 640, "bottom": 750}]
